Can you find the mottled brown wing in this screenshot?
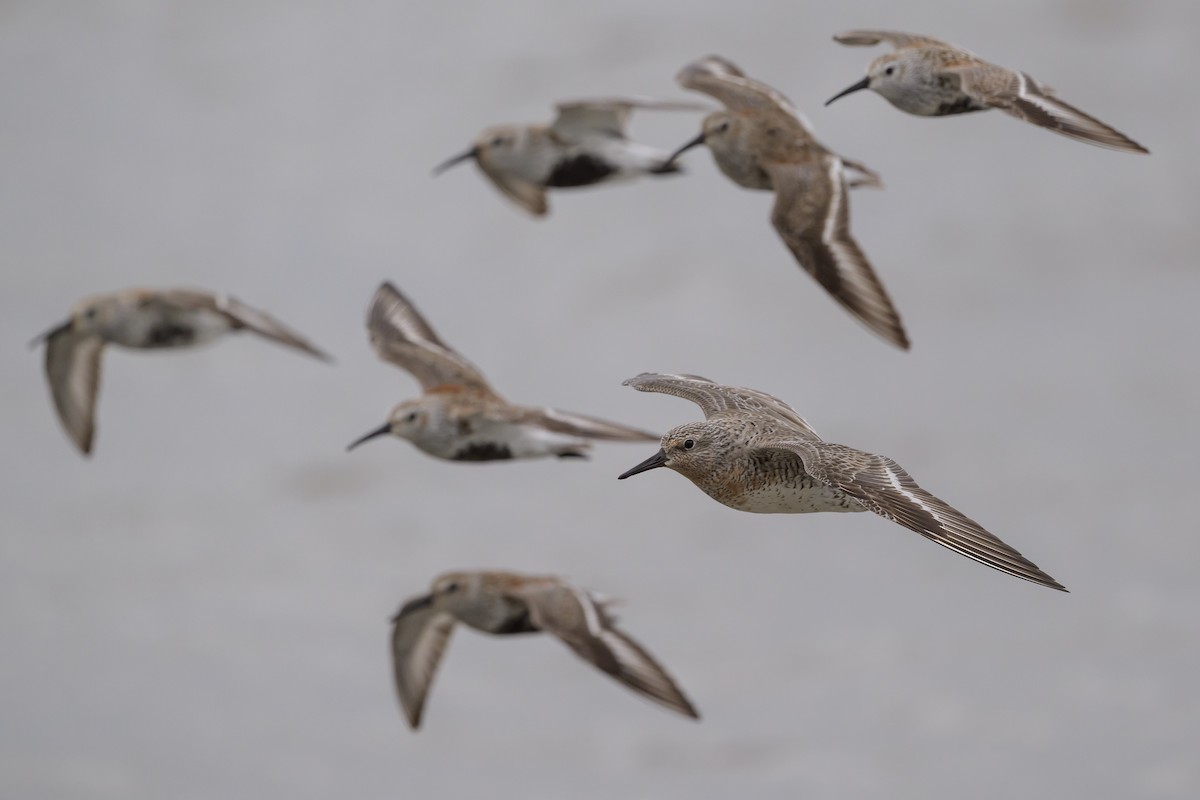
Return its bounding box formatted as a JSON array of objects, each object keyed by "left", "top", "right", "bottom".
[
  {"left": 769, "top": 438, "right": 1067, "bottom": 591},
  {"left": 956, "top": 67, "right": 1149, "bottom": 154},
  {"left": 44, "top": 329, "right": 104, "bottom": 455},
  {"left": 833, "top": 30, "right": 961, "bottom": 51},
  {"left": 552, "top": 98, "right": 708, "bottom": 138},
  {"left": 217, "top": 295, "right": 331, "bottom": 360},
  {"left": 676, "top": 55, "right": 815, "bottom": 134},
  {"left": 518, "top": 582, "right": 699, "bottom": 719},
  {"left": 622, "top": 373, "right": 821, "bottom": 437},
  {"left": 765, "top": 159, "right": 910, "bottom": 350},
  {"left": 367, "top": 283, "right": 497, "bottom": 395},
  {"left": 390, "top": 598, "right": 457, "bottom": 729}
]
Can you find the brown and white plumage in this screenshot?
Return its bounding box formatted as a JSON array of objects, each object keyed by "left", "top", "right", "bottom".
[
  {"left": 766, "top": 158, "right": 907, "bottom": 349},
  {"left": 366, "top": 280, "right": 493, "bottom": 395},
  {"left": 667, "top": 56, "right": 909, "bottom": 350},
  {"left": 390, "top": 571, "right": 699, "bottom": 729},
  {"left": 827, "top": 29, "right": 1149, "bottom": 154},
  {"left": 618, "top": 373, "right": 1066, "bottom": 592},
  {"left": 348, "top": 283, "right": 659, "bottom": 460},
  {"left": 433, "top": 97, "right": 707, "bottom": 216},
  {"left": 33, "top": 287, "right": 329, "bottom": 455}
]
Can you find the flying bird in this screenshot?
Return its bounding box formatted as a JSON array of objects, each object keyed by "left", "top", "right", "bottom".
[
  {"left": 391, "top": 570, "right": 699, "bottom": 728},
  {"left": 348, "top": 282, "right": 659, "bottom": 460},
  {"left": 434, "top": 97, "right": 706, "bottom": 215},
  {"left": 33, "top": 287, "right": 329, "bottom": 455},
  {"left": 665, "top": 56, "right": 909, "bottom": 350},
  {"left": 826, "top": 29, "right": 1149, "bottom": 154},
  {"left": 618, "top": 373, "right": 1066, "bottom": 591}
]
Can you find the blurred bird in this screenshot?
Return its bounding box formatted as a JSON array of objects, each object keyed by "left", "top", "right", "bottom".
[
  {"left": 348, "top": 282, "right": 658, "bottom": 460},
  {"left": 618, "top": 373, "right": 1067, "bottom": 592},
  {"left": 391, "top": 570, "right": 700, "bottom": 728},
  {"left": 433, "top": 97, "right": 706, "bottom": 216},
  {"left": 826, "top": 29, "right": 1149, "bottom": 153},
  {"left": 32, "top": 288, "right": 329, "bottom": 455},
  {"left": 665, "top": 56, "right": 909, "bottom": 350}
]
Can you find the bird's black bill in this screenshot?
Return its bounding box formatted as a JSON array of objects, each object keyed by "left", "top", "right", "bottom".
[
  {"left": 28, "top": 319, "right": 70, "bottom": 349},
  {"left": 662, "top": 132, "right": 706, "bottom": 169},
  {"left": 618, "top": 449, "right": 668, "bottom": 480},
  {"left": 347, "top": 422, "right": 392, "bottom": 451},
  {"left": 432, "top": 147, "right": 478, "bottom": 176},
  {"left": 825, "top": 76, "right": 871, "bottom": 106}
]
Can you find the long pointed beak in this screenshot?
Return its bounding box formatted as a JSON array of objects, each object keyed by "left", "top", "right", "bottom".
[
  {"left": 432, "top": 147, "right": 479, "bottom": 176},
  {"left": 618, "top": 448, "right": 669, "bottom": 480},
  {"left": 347, "top": 422, "right": 392, "bottom": 452},
  {"left": 662, "top": 132, "right": 706, "bottom": 169},
  {"left": 28, "top": 319, "right": 70, "bottom": 349},
  {"left": 825, "top": 76, "right": 872, "bottom": 106}
]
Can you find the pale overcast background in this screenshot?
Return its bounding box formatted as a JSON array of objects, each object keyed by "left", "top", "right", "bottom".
[{"left": 2, "top": 1, "right": 1197, "bottom": 798}]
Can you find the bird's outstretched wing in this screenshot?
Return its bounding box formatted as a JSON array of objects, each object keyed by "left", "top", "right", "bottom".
[
  {"left": 367, "top": 282, "right": 496, "bottom": 395},
  {"left": 390, "top": 594, "right": 458, "bottom": 729},
  {"left": 676, "top": 55, "right": 815, "bottom": 134},
  {"left": 832, "top": 30, "right": 961, "bottom": 51},
  {"left": 622, "top": 373, "right": 820, "bottom": 437},
  {"left": 955, "top": 67, "right": 1149, "bottom": 154},
  {"left": 517, "top": 580, "right": 699, "bottom": 719},
  {"left": 524, "top": 406, "right": 660, "bottom": 442},
  {"left": 552, "top": 97, "right": 708, "bottom": 138},
  {"left": 216, "top": 294, "right": 331, "bottom": 360},
  {"left": 44, "top": 328, "right": 104, "bottom": 455},
  {"left": 768, "top": 438, "right": 1067, "bottom": 591},
  {"left": 477, "top": 160, "right": 550, "bottom": 216},
  {"left": 765, "top": 159, "right": 909, "bottom": 349}
]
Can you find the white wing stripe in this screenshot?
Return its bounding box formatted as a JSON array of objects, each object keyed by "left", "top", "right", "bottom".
[
  {"left": 572, "top": 587, "right": 604, "bottom": 637},
  {"left": 883, "top": 464, "right": 928, "bottom": 511}
]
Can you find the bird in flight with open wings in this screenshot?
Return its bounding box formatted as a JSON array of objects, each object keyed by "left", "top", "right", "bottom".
[
  {"left": 825, "top": 30, "right": 1148, "bottom": 154},
  {"left": 618, "top": 373, "right": 1066, "bottom": 591},
  {"left": 434, "top": 97, "right": 707, "bottom": 215},
  {"left": 663, "top": 56, "right": 909, "bottom": 350},
  {"left": 390, "top": 570, "right": 699, "bottom": 728},
  {"left": 348, "top": 282, "right": 659, "bottom": 461},
  {"left": 33, "top": 287, "right": 329, "bottom": 455}
]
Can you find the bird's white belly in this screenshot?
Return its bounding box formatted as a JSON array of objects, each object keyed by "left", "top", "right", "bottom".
[
  {"left": 586, "top": 137, "right": 671, "bottom": 177},
  {"left": 499, "top": 422, "right": 586, "bottom": 458},
  {"left": 730, "top": 482, "right": 865, "bottom": 514},
  {"left": 420, "top": 416, "right": 587, "bottom": 461},
  {"left": 111, "top": 307, "right": 231, "bottom": 349}
]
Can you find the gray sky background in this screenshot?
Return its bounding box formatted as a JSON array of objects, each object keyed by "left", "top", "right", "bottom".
[{"left": 2, "top": 1, "right": 1197, "bottom": 798}]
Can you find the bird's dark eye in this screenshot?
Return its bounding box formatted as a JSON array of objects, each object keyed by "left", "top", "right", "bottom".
[
  {"left": 884, "top": 66, "right": 895, "bottom": 76},
  {"left": 683, "top": 438, "right": 695, "bottom": 450},
  {"left": 444, "top": 582, "right": 459, "bottom": 593},
  {"left": 490, "top": 136, "right": 506, "bottom": 147},
  {"left": 84, "top": 308, "right": 97, "bottom": 319},
  {"left": 405, "top": 412, "right": 418, "bottom": 423},
  {"left": 716, "top": 121, "right": 730, "bottom": 133}
]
